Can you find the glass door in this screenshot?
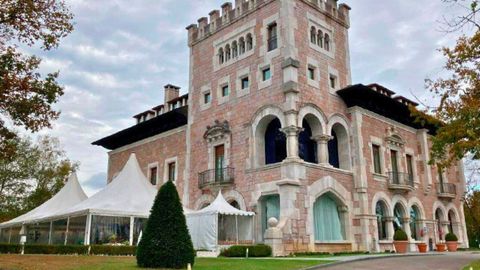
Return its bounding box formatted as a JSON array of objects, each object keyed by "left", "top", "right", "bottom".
[
  {"left": 390, "top": 150, "right": 399, "bottom": 184},
  {"left": 215, "top": 145, "right": 225, "bottom": 183}
]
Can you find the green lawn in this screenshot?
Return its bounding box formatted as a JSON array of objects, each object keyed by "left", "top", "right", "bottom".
[
  {"left": 0, "top": 255, "right": 333, "bottom": 270},
  {"left": 463, "top": 260, "right": 480, "bottom": 270}
]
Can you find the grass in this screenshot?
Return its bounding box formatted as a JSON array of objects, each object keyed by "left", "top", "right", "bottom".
[
  {"left": 0, "top": 255, "right": 332, "bottom": 270},
  {"left": 463, "top": 260, "right": 480, "bottom": 270}
]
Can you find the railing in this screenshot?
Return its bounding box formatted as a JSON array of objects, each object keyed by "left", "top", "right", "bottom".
[
  {"left": 437, "top": 182, "right": 457, "bottom": 198},
  {"left": 387, "top": 171, "right": 414, "bottom": 190},
  {"left": 267, "top": 36, "right": 278, "bottom": 51},
  {"left": 198, "top": 167, "right": 235, "bottom": 189}
]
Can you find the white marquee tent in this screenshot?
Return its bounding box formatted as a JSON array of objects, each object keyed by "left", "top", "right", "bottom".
[
  {"left": 0, "top": 173, "right": 87, "bottom": 244},
  {"left": 186, "top": 192, "right": 255, "bottom": 251}
]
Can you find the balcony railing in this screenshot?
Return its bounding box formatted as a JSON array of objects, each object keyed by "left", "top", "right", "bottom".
[
  {"left": 387, "top": 171, "right": 414, "bottom": 192},
  {"left": 437, "top": 182, "right": 457, "bottom": 199},
  {"left": 198, "top": 167, "right": 234, "bottom": 189}
]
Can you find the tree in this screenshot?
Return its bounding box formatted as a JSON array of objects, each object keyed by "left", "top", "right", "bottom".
[
  {"left": 137, "top": 181, "right": 195, "bottom": 269},
  {"left": 0, "top": 134, "right": 78, "bottom": 222},
  {"left": 411, "top": 0, "right": 479, "bottom": 169},
  {"left": 0, "top": 0, "right": 74, "bottom": 160},
  {"left": 464, "top": 190, "right": 480, "bottom": 247}
]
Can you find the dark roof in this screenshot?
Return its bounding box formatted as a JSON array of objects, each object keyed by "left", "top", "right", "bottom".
[
  {"left": 337, "top": 84, "right": 438, "bottom": 134},
  {"left": 93, "top": 106, "right": 188, "bottom": 150}
]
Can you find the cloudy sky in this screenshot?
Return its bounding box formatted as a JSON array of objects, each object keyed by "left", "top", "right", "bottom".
[{"left": 26, "top": 0, "right": 467, "bottom": 195}]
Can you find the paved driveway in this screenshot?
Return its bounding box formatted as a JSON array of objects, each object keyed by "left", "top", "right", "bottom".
[{"left": 312, "top": 253, "right": 480, "bottom": 270}]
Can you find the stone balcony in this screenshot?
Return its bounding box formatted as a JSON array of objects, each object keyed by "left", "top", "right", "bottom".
[
  {"left": 198, "top": 167, "right": 235, "bottom": 189},
  {"left": 437, "top": 182, "right": 457, "bottom": 199},
  {"left": 387, "top": 171, "right": 414, "bottom": 192}
]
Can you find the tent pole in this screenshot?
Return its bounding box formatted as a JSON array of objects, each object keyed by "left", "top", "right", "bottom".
[
  {"left": 129, "top": 217, "right": 134, "bottom": 246},
  {"left": 235, "top": 215, "right": 239, "bottom": 245},
  {"left": 84, "top": 214, "right": 92, "bottom": 246},
  {"left": 64, "top": 217, "right": 70, "bottom": 245},
  {"left": 8, "top": 228, "right": 11, "bottom": 244},
  {"left": 48, "top": 221, "right": 53, "bottom": 245}
]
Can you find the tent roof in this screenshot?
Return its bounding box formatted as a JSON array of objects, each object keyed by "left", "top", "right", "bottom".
[
  {"left": 50, "top": 153, "right": 158, "bottom": 219},
  {"left": 1, "top": 173, "right": 87, "bottom": 228},
  {"left": 190, "top": 192, "right": 254, "bottom": 216}
]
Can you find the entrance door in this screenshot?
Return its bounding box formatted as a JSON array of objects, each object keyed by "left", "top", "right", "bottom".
[
  {"left": 261, "top": 195, "right": 280, "bottom": 241},
  {"left": 215, "top": 145, "right": 225, "bottom": 183}
]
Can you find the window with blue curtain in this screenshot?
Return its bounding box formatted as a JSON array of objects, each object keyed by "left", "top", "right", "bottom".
[
  {"left": 313, "top": 194, "right": 344, "bottom": 241},
  {"left": 299, "top": 120, "right": 317, "bottom": 163},
  {"left": 376, "top": 201, "right": 387, "bottom": 240},
  {"left": 394, "top": 204, "right": 404, "bottom": 231},
  {"left": 261, "top": 195, "right": 280, "bottom": 236},
  {"left": 265, "top": 118, "right": 286, "bottom": 164},
  {"left": 328, "top": 130, "right": 340, "bottom": 168},
  {"left": 410, "top": 207, "right": 419, "bottom": 240}
]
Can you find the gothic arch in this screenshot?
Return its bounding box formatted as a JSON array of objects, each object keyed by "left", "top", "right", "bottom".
[
  {"left": 298, "top": 104, "right": 327, "bottom": 136},
  {"left": 407, "top": 197, "right": 426, "bottom": 219},
  {"left": 432, "top": 201, "right": 448, "bottom": 221},
  {"left": 223, "top": 190, "right": 247, "bottom": 211},
  {"left": 194, "top": 194, "right": 215, "bottom": 210},
  {"left": 371, "top": 191, "right": 393, "bottom": 216}
]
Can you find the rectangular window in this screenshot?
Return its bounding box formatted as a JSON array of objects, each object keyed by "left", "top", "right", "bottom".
[
  {"left": 150, "top": 167, "right": 157, "bottom": 185},
  {"left": 262, "top": 67, "right": 271, "bottom": 81},
  {"left": 221, "top": 85, "right": 229, "bottom": 97},
  {"left": 329, "top": 74, "right": 337, "bottom": 89},
  {"left": 308, "top": 67, "right": 315, "bottom": 80},
  {"left": 406, "top": 154, "right": 414, "bottom": 182},
  {"left": 168, "top": 162, "right": 176, "bottom": 182},
  {"left": 267, "top": 23, "right": 278, "bottom": 51},
  {"left": 372, "top": 145, "right": 382, "bottom": 174},
  {"left": 241, "top": 77, "right": 249, "bottom": 89},
  {"left": 204, "top": 92, "right": 211, "bottom": 104}
]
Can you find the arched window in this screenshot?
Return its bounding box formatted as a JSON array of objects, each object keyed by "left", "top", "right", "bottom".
[
  {"left": 324, "top": 33, "right": 330, "bottom": 51},
  {"left": 298, "top": 119, "right": 317, "bottom": 163},
  {"left": 448, "top": 210, "right": 457, "bottom": 235},
  {"left": 232, "top": 41, "right": 238, "bottom": 58},
  {"left": 239, "top": 37, "right": 246, "bottom": 54},
  {"left": 246, "top": 34, "right": 253, "bottom": 51},
  {"left": 328, "top": 123, "right": 350, "bottom": 170},
  {"left": 264, "top": 118, "right": 287, "bottom": 165},
  {"left": 225, "top": 44, "right": 231, "bottom": 61},
  {"left": 410, "top": 206, "right": 420, "bottom": 240},
  {"left": 435, "top": 208, "right": 444, "bottom": 240},
  {"left": 314, "top": 193, "right": 345, "bottom": 241},
  {"left": 376, "top": 201, "right": 388, "bottom": 240},
  {"left": 310, "top": 26, "right": 317, "bottom": 44},
  {"left": 218, "top": 48, "right": 224, "bottom": 64},
  {"left": 317, "top": 30, "right": 323, "bottom": 48},
  {"left": 394, "top": 203, "right": 406, "bottom": 231},
  {"left": 229, "top": 200, "right": 240, "bottom": 210}
]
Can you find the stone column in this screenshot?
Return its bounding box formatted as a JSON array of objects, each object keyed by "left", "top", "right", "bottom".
[
  {"left": 281, "top": 126, "right": 302, "bottom": 160},
  {"left": 384, "top": 216, "right": 395, "bottom": 241},
  {"left": 441, "top": 221, "right": 450, "bottom": 241},
  {"left": 311, "top": 134, "right": 333, "bottom": 165},
  {"left": 402, "top": 217, "right": 412, "bottom": 241}
]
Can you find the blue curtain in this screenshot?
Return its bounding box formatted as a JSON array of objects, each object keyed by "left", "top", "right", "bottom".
[
  {"left": 314, "top": 194, "right": 344, "bottom": 241},
  {"left": 410, "top": 207, "right": 419, "bottom": 240},
  {"left": 328, "top": 131, "right": 340, "bottom": 168},
  {"left": 265, "top": 119, "right": 286, "bottom": 164},
  {"left": 262, "top": 195, "right": 280, "bottom": 235},
  {"left": 376, "top": 202, "right": 387, "bottom": 240},
  {"left": 299, "top": 120, "right": 317, "bottom": 163},
  {"left": 394, "top": 205, "right": 403, "bottom": 231}
]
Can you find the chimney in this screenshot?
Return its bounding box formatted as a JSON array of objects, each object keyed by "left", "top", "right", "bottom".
[{"left": 164, "top": 84, "right": 180, "bottom": 105}]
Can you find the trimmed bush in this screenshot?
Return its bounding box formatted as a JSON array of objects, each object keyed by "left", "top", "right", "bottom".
[
  {"left": 445, "top": 232, "right": 458, "bottom": 242},
  {"left": 393, "top": 229, "right": 408, "bottom": 241},
  {"left": 137, "top": 181, "right": 195, "bottom": 268},
  {"left": 0, "top": 243, "right": 21, "bottom": 254},
  {"left": 220, "top": 244, "right": 272, "bottom": 257},
  {"left": 90, "top": 245, "right": 136, "bottom": 256},
  {"left": 24, "top": 244, "right": 88, "bottom": 255}
]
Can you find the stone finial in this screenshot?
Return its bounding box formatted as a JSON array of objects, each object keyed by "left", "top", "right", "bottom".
[
  {"left": 197, "top": 17, "right": 208, "bottom": 27},
  {"left": 268, "top": 217, "right": 279, "bottom": 228},
  {"left": 209, "top": 10, "right": 220, "bottom": 22}
]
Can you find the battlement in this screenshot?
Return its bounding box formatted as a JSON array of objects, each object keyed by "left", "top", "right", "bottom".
[{"left": 186, "top": 0, "right": 350, "bottom": 46}]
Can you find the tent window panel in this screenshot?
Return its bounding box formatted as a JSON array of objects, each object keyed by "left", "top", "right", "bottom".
[
  {"left": 90, "top": 215, "right": 130, "bottom": 245},
  {"left": 9, "top": 227, "right": 21, "bottom": 244},
  {"left": 313, "top": 194, "right": 344, "bottom": 241},
  {"left": 51, "top": 219, "right": 68, "bottom": 245},
  {"left": 0, "top": 228, "right": 9, "bottom": 243},
  {"left": 133, "top": 218, "right": 147, "bottom": 245},
  {"left": 218, "top": 215, "right": 237, "bottom": 244},
  {"left": 27, "top": 222, "right": 50, "bottom": 244},
  {"left": 66, "top": 216, "right": 87, "bottom": 245}
]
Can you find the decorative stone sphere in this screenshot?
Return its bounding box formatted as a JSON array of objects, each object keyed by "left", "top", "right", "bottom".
[{"left": 267, "top": 217, "right": 279, "bottom": 228}]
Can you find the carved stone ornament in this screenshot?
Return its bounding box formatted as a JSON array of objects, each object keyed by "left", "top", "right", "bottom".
[
  {"left": 385, "top": 126, "right": 405, "bottom": 148},
  {"left": 204, "top": 120, "right": 231, "bottom": 142}
]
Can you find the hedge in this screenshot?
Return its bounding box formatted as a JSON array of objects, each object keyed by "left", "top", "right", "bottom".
[
  {"left": 220, "top": 244, "right": 272, "bottom": 257},
  {"left": 24, "top": 244, "right": 89, "bottom": 255},
  {"left": 90, "top": 245, "right": 136, "bottom": 256},
  {"left": 0, "top": 244, "right": 21, "bottom": 254}
]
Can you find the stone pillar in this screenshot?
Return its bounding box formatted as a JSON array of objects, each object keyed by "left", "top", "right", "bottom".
[
  {"left": 441, "top": 221, "right": 450, "bottom": 241},
  {"left": 281, "top": 126, "right": 302, "bottom": 160},
  {"left": 402, "top": 217, "right": 412, "bottom": 241},
  {"left": 264, "top": 217, "right": 284, "bottom": 257},
  {"left": 311, "top": 135, "right": 333, "bottom": 165},
  {"left": 384, "top": 216, "right": 395, "bottom": 241}
]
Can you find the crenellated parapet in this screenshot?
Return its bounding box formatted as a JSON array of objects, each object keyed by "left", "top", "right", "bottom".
[{"left": 186, "top": 0, "right": 351, "bottom": 46}]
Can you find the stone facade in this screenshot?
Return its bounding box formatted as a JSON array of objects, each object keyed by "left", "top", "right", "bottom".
[{"left": 100, "top": 0, "right": 468, "bottom": 255}]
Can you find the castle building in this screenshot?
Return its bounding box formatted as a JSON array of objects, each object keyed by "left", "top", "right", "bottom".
[{"left": 93, "top": 0, "right": 468, "bottom": 254}]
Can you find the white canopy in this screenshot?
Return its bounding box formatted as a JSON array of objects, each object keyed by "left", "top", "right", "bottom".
[
  {"left": 186, "top": 192, "right": 254, "bottom": 251},
  {"left": 50, "top": 153, "right": 157, "bottom": 219},
  {"left": 0, "top": 173, "right": 87, "bottom": 228}
]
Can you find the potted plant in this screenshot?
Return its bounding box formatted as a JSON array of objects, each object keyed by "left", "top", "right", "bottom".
[
  {"left": 445, "top": 232, "right": 458, "bottom": 252},
  {"left": 416, "top": 242, "right": 428, "bottom": 253},
  {"left": 393, "top": 229, "right": 409, "bottom": 253}
]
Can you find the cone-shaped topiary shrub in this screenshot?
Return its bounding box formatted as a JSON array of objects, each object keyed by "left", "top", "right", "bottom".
[
  {"left": 137, "top": 181, "right": 195, "bottom": 268},
  {"left": 393, "top": 229, "right": 408, "bottom": 241},
  {"left": 445, "top": 232, "right": 458, "bottom": 242}
]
